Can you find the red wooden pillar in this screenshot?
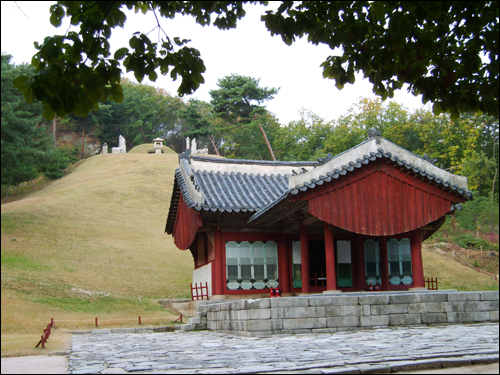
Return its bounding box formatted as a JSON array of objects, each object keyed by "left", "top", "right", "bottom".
[
  {"left": 379, "top": 237, "right": 389, "bottom": 291},
  {"left": 300, "top": 224, "right": 310, "bottom": 294},
  {"left": 353, "top": 235, "right": 364, "bottom": 291},
  {"left": 411, "top": 229, "right": 425, "bottom": 288},
  {"left": 212, "top": 229, "right": 224, "bottom": 296},
  {"left": 324, "top": 222, "right": 337, "bottom": 291},
  {"left": 278, "top": 233, "right": 291, "bottom": 293}
]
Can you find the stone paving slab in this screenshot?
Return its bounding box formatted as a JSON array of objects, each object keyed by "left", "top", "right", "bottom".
[{"left": 68, "top": 323, "right": 499, "bottom": 374}]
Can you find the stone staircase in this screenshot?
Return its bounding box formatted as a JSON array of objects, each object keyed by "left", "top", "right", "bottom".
[{"left": 174, "top": 310, "right": 207, "bottom": 331}]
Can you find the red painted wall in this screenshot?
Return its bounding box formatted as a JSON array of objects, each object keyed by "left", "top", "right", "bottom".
[
  {"left": 302, "top": 161, "right": 465, "bottom": 236},
  {"left": 172, "top": 194, "right": 202, "bottom": 250}
]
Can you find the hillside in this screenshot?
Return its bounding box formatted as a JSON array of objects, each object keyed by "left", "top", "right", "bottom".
[{"left": 1, "top": 149, "right": 193, "bottom": 356}]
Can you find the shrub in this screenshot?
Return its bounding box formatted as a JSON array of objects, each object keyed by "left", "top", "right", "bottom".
[{"left": 454, "top": 233, "right": 499, "bottom": 251}]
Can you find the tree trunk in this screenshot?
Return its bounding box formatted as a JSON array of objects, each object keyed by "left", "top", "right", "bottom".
[
  {"left": 258, "top": 122, "right": 276, "bottom": 161},
  {"left": 492, "top": 137, "right": 498, "bottom": 200},
  {"left": 3, "top": 177, "right": 12, "bottom": 203},
  {"left": 210, "top": 136, "right": 221, "bottom": 156},
  {"left": 141, "top": 126, "right": 147, "bottom": 143},
  {"left": 52, "top": 118, "right": 57, "bottom": 148},
  {"left": 81, "top": 126, "right": 85, "bottom": 160}
]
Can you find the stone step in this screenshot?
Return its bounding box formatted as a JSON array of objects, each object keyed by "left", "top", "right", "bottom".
[
  {"left": 174, "top": 322, "right": 207, "bottom": 332},
  {"left": 178, "top": 324, "right": 196, "bottom": 331},
  {"left": 187, "top": 317, "right": 201, "bottom": 325}
]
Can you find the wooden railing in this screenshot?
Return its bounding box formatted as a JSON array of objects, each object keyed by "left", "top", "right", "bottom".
[
  {"left": 191, "top": 282, "right": 209, "bottom": 301},
  {"left": 424, "top": 277, "right": 438, "bottom": 290}
]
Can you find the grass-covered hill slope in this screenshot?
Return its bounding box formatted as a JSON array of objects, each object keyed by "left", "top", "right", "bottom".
[{"left": 1, "top": 151, "right": 192, "bottom": 356}]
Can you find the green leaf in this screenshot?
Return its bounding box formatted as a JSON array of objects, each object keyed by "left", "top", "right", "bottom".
[
  {"left": 148, "top": 70, "right": 158, "bottom": 81},
  {"left": 13, "top": 75, "right": 29, "bottom": 89},
  {"left": 23, "top": 86, "right": 33, "bottom": 103},
  {"left": 432, "top": 102, "right": 442, "bottom": 116},
  {"left": 114, "top": 47, "right": 128, "bottom": 60},
  {"left": 43, "top": 103, "right": 56, "bottom": 120},
  {"left": 49, "top": 4, "right": 64, "bottom": 27}
]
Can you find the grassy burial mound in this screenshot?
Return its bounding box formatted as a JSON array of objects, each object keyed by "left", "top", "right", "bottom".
[
  {"left": 1, "top": 149, "right": 193, "bottom": 356},
  {"left": 127, "top": 143, "right": 177, "bottom": 154}
]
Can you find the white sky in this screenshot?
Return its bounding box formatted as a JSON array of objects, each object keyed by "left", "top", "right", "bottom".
[{"left": 1, "top": 1, "right": 430, "bottom": 125}]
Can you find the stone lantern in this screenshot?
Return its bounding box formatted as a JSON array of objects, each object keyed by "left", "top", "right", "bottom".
[{"left": 153, "top": 138, "right": 164, "bottom": 154}]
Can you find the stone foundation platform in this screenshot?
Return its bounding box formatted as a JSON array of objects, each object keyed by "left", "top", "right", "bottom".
[{"left": 200, "top": 290, "right": 499, "bottom": 337}]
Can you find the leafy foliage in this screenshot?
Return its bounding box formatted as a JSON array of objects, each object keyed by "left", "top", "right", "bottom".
[
  {"left": 2, "top": 52, "right": 77, "bottom": 197},
  {"left": 2, "top": 54, "right": 44, "bottom": 191},
  {"left": 453, "top": 233, "right": 498, "bottom": 251},
  {"left": 63, "top": 79, "right": 185, "bottom": 151},
  {"left": 263, "top": 1, "right": 499, "bottom": 119},
  {"left": 16, "top": 1, "right": 256, "bottom": 119},
  {"left": 36, "top": 147, "right": 75, "bottom": 179},
  {"left": 176, "top": 99, "right": 213, "bottom": 150},
  {"left": 274, "top": 97, "right": 499, "bottom": 200},
  {"left": 19, "top": 1, "right": 498, "bottom": 120},
  {"left": 273, "top": 109, "right": 332, "bottom": 161},
  {"left": 455, "top": 194, "right": 499, "bottom": 234}
]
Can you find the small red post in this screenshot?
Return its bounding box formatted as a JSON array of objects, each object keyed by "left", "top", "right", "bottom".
[
  {"left": 41, "top": 334, "right": 45, "bottom": 349},
  {"left": 269, "top": 286, "right": 275, "bottom": 298},
  {"left": 51, "top": 318, "right": 56, "bottom": 329},
  {"left": 138, "top": 316, "right": 141, "bottom": 325},
  {"left": 180, "top": 314, "right": 183, "bottom": 323},
  {"left": 95, "top": 317, "right": 98, "bottom": 327}
]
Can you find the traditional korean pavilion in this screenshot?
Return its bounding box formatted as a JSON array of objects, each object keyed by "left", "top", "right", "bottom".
[{"left": 165, "top": 131, "right": 471, "bottom": 298}]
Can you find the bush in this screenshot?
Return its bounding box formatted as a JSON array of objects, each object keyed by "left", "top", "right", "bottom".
[
  {"left": 455, "top": 194, "right": 499, "bottom": 233},
  {"left": 37, "top": 148, "right": 73, "bottom": 179},
  {"left": 454, "top": 233, "right": 499, "bottom": 251}
]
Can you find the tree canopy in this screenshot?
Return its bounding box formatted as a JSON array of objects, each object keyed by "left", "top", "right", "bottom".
[
  {"left": 1, "top": 52, "right": 75, "bottom": 197},
  {"left": 14, "top": 1, "right": 499, "bottom": 121},
  {"left": 210, "top": 74, "right": 279, "bottom": 159}
]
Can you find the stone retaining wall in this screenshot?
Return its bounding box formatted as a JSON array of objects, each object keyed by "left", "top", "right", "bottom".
[{"left": 200, "top": 291, "right": 499, "bottom": 337}]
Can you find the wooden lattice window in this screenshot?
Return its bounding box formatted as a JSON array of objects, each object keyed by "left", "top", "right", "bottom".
[{"left": 225, "top": 241, "right": 279, "bottom": 290}]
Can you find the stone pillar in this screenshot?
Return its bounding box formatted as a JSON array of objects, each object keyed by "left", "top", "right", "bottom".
[
  {"left": 278, "top": 233, "right": 290, "bottom": 294},
  {"left": 191, "top": 138, "right": 197, "bottom": 154},
  {"left": 101, "top": 143, "right": 108, "bottom": 154},
  {"left": 324, "top": 222, "right": 339, "bottom": 293},
  {"left": 300, "top": 224, "right": 310, "bottom": 294},
  {"left": 211, "top": 229, "right": 226, "bottom": 299},
  {"left": 410, "top": 229, "right": 425, "bottom": 289},
  {"left": 379, "top": 237, "right": 389, "bottom": 291}
]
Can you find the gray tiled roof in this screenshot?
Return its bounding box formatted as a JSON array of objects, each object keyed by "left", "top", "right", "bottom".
[
  {"left": 194, "top": 170, "right": 288, "bottom": 212},
  {"left": 167, "top": 137, "right": 472, "bottom": 232},
  {"left": 173, "top": 155, "right": 319, "bottom": 214}
]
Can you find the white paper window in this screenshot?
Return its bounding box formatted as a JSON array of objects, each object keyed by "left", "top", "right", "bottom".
[
  {"left": 364, "top": 239, "right": 381, "bottom": 286},
  {"left": 225, "top": 241, "right": 279, "bottom": 290},
  {"left": 388, "top": 238, "right": 413, "bottom": 285}
]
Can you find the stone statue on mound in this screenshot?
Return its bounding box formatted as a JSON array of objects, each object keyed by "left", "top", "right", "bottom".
[{"left": 112, "top": 135, "right": 126, "bottom": 153}]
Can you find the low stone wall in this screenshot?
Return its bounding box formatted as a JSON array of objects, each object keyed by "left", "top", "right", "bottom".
[{"left": 200, "top": 291, "right": 499, "bottom": 337}]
